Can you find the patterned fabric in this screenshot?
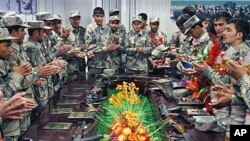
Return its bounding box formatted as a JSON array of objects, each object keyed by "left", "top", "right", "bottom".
[
  {"left": 124, "top": 29, "right": 153, "bottom": 73},
  {"left": 106, "top": 29, "right": 126, "bottom": 71},
  {"left": 85, "top": 22, "right": 111, "bottom": 69}
]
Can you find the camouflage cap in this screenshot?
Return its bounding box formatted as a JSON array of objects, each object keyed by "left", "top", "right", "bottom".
[
  {"left": 0, "top": 11, "right": 9, "bottom": 19},
  {"left": 26, "top": 21, "right": 51, "bottom": 29},
  {"left": 98, "top": 69, "right": 116, "bottom": 78},
  {"left": 2, "top": 12, "right": 30, "bottom": 28},
  {"left": 193, "top": 116, "right": 226, "bottom": 133},
  {"left": 151, "top": 45, "right": 168, "bottom": 59},
  {"left": 35, "top": 12, "right": 52, "bottom": 21},
  {"left": 70, "top": 11, "right": 81, "bottom": 18},
  {"left": 183, "top": 15, "right": 201, "bottom": 35},
  {"left": 0, "top": 27, "right": 17, "bottom": 40},
  {"left": 150, "top": 17, "right": 160, "bottom": 23},
  {"left": 109, "top": 9, "right": 120, "bottom": 16},
  {"left": 132, "top": 15, "right": 142, "bottom": 23},
  {"left": 46, "top": 14, "right": 62, "bottom": 21},
  {"left": 109, "top": 15, "right": 120, "bottom": 21}
]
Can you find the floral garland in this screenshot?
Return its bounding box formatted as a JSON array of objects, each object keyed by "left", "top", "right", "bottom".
[{"left": 205, "top": 39, "right": 221, "bottom": 66}]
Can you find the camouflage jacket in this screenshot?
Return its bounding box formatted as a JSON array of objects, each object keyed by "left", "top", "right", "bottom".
[
  {"left": 8, "top": 43, "right": 38, "bottom": 98},
  {"left": 0, "top": 59, "right": 24, "bottom": 98},
  {"left": 189, "top": 31, "right": 210, "bottom": 58},
  {"left": 44, "top": 31, "right": 59, "bottom": 59},
  {"left": 23, "top": 38, "right": 49, "bottom": 106},
  {"left": 64, "top": 25, "right": 86, "bottom": 47},
  {"left": 85, "top": 22, "right": 111, "bottom": 69},
  {"left": 235, "top": 75, "right": 250, "bottom": 108},
  {"left": 202, "top": 41, "right": 250, "bottom": 106},
  {"left": 0, "top": 58, "right": 23, "bottom": 137},
  {"left": 149, "top": 30, "right": 168, "bottom": 48},
  {"left": 202, "top": 41, "right": 250, "bottom": 85},
  {"left": 124, "top": 29, "right": 153, "bottom": 71},
  {"left": 106, "top": 29, "right": 126, "bottom": 69},
  {"left": 178, "top": 34, "right": 193, "bottom": 56}
]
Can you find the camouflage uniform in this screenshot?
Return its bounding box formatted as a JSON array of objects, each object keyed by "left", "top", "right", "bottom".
[
  {"left": 125, "top": 29, "right": 153, "bottom": 74},
  {"left": 107, "top": 16, "right": 126, "bottom": 73},
  {"left": 44, "top": 30, "right": 62, "bottom": 91},
  {"left": 202, "top": 41, "right": 250, "bottom": 125},
  {"left": 202, "top": 41, "right": 250, "bottom": 85},
  {"left": 85, "top": 22, "right": 111, "bottom": 77},
  {"left": 23, "top": 38, "right": 49, "bottom": 113},
  {"left": 149, "top": 30, "right": 167, "bottom": 48},
  {"left": 236, "top": 75, "right": 250, "bottom": 108},
  {"left": 178, "top": 34, "right": 193, "bottom": 56},
  {"left": 8, "top": 43, "right": 39, "bottom": 135},
  {"left": 0, "top": 28, "right": 24, "bottom": 141},
  {"left": 63, "top": 25, "right": 86, "bottom": 79},
  {"left": 106, "top": 30, "right": 125, "bottom": 73},
  {"left": 189, "top": 31, "right": 210, "bottom": 58}
]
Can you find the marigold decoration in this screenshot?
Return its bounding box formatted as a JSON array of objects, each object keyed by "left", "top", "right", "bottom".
[
  {"left": 186, "top": 77, "right": 201, "bottom": 101},
  {"left": 108, "top": 82, "right": 140, "bottom": 108},
  {"left": 110, "top": 111, "right": 150, "bottom": 141}
]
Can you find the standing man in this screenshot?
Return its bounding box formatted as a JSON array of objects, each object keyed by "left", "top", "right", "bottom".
[
  {"left": 109, "top": 9, "right": 126, "bottom": 34},
  {"left": 85, "top": 7, "right": 112, "bottom": 77},
  {"left": 149, "top": 17, "right": 168, "bottom": 48},
  {"left": 23, "top": 21, "right": 60, "bottom": 116},
  {"left": 107, "top": 16, "right": 126, "bottom": 73},
  {"left": 125, "top": 16, "right": 153, "bottom": 75},
  {"left": 138, "top": 13, "right": 150, "bottom": 31},
  {"left": 0, "top": 27, "right": 31, "bottom": 141},
  {"left": 63, "top": 11, "right": 86, "bottom": 80},
  {"left": 1, "top": 12, "right": 42, "bottom": 136}
]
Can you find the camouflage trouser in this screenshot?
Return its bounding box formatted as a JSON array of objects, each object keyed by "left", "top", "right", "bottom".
[
  {"left": 125, "top": 69, "right": 148, "bottom": 75},
  {"left": 3, "top": 136, "right": 18, "bottom": 141},
  {"left": 87, "top": 67, "right": 104, "bottom": 78}
]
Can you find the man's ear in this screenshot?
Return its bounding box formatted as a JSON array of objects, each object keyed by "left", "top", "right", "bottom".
[
  {"left": 10, "top": 29, "right": 18, "bottom": 37},
  {"left": 236, "top": 32, "right": 243, "bottom": 40}
]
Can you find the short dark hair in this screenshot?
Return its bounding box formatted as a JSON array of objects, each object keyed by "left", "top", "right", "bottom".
[
  {"left": 28, "top": 28, "right": 40, "bottom": 36},
  {"left": 207, "top": 22, "right": 217, "bottom": 36},
  {"left": 6, "top": 25, "right": 21, "bottom": 34},
  {"left": 93, "top": 7, "right": 104, "bottom": 15},
  {"left": 138, "top": 13, "right": 147, "bottom": 21},
  {"left": 228, "top": 18, "right": 249, "bottom": 41},
  {"left": 176, "top": 14, "right": 190, "bottom": 26},
  {"left": 182, "top": 6, "right": 197, "bottom": 16},
  {"left": 214, "top": 11, "right": 232, "bottom": 23}
]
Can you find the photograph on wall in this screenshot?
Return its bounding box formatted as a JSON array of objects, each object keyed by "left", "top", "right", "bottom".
[
  {"left": 2, "top": 0, "right": 37, "bottom": 14},
  {"left": 170, "top": 0, "right": 250, "bottom": 22}
]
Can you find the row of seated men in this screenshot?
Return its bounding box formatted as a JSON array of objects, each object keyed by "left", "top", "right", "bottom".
[{"left": 0, "top": 5, "right": 250, "bottom": 140}]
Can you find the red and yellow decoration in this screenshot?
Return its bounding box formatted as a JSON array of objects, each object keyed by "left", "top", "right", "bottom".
[
  {"left": 108, "top": 82, "right": 140, "bottom": 108},
  {"left": 110, "top": 111, "right": 150, "bottom": 141}
]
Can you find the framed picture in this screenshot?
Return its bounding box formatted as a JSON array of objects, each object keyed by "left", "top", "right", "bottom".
[
  {"left": 16, "top": 0, "right": 37, "bottom": 14},
  {"left": 2, "top": 0, "right": 37, "bottom": 14}
]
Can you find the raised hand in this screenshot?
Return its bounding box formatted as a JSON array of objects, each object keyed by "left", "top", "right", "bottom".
[
  {"left": 0, "top": 91, "right": 37, "bottom": 120},
  {"left": 225, "top": 58, "right": 248, "bottom": 80},
  {"left": 209, "top": 84, "right": 234, "bottom": 106},
  {"left": 12, "top": 61, "right": 32, "bottom": 76},
  {"left": 38, "top": 63, "right": 61, "bottom": 78}
]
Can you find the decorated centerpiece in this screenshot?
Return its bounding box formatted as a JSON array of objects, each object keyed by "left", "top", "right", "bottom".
[{"left": 97, "top": 82, "right": 167, "bottom": 141}]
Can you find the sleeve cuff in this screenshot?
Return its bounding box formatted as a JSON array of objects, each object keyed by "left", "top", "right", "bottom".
[
  {"left": 201, "top": 66, "right": 212, "bottom": 77},
  {"left": 11, "top": 72, "right": 24, "bottom": 84},
  {"left": 237, "top": 75, "right": 250, "bottom": 87}
]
